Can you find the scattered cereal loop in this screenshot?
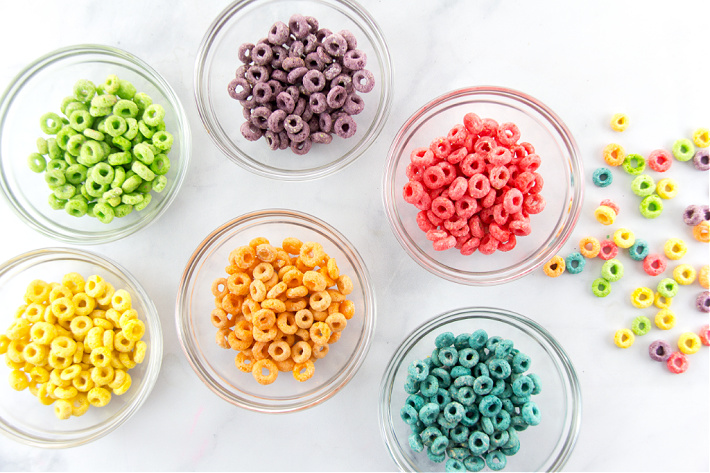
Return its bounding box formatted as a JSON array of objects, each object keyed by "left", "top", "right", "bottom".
[{"left": 610, "top": 113, "right": 629, "bottom": 132}]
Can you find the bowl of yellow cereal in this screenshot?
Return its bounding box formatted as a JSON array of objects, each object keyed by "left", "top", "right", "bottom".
[
  {"left": 175, "top": 208, "right": 375, "bottom": 413},
  {"left": 0, "top": 44, "right": 191, "bottom": 244},
  {"left": 0, "top": 247, "right": 162, "bottom": 448}
]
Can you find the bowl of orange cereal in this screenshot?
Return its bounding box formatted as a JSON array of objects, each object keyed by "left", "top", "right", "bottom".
[
  {"left": 0, "top": 247, "right": 162, "bottom": 448},
  {"left": 175, "top": 209, "right": 376, "bottom": 413}
]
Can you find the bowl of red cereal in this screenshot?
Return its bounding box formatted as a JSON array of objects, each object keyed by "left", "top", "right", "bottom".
[
  {"left": 175, "top": 208, "right": 376, "bottom": 413},
  {"left": 194, "top": 0, "right": 393, "bottom": 180},
  {"left": 379, "top": 307, "right": 582, "bottom": 472},
  {"left": 0, "top": 247, "right": 162, "bottom": 448},
  {"left": 383, "top": 86, "right": 584, "bottom": 285},
  {"left": 0, "top": 44, "right": 191, "bottom": 244}
]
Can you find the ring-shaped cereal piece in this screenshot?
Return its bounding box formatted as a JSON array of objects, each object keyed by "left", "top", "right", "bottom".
[
  {"left": 542, "top": 255, "right": 565, "bottom": 277},
  {"left": 252, "top": 262, "right": 275, "bottom": 282},
  {"left": 630, "top": 174, "right": 656, "bottom": 197},
  {"left": 230, "top": 246, "right": 256, "bottom": 270},
  {"left": 276, "top": 312, "right": 298, "bottom": 335},
  {"left": 592, "top": 167, "right": 613, "bottom": 187},
  {"left": 251, "top": 358, "right": 278, "bottom": 385},
  {"left": 221, "top": 293, "right": 243, "bottom": 315},
  {"left": 325, "top": 312, "right": 347, "bottom": 333},
  {"left": 252, "top": 309, "right": 276, "bottom": 331},
  {"left": 25, "top": 279, "right": 51, "bottom": 303},
  {"left": 72, "top": 292, "right": 96, "bottom": 317},
  {"left": 54, "top": 399, "right": 73, "bottom": 420},
  {"left": 267, "top": 340, "right": 291, "bottom": 362},
  {"left": 592, "top": 278, "right": 611, "bottom": 297},
  {"left": 655, "top": 309, "right": 676, "bottom": 330},
  {"left": 601, "top": 259, "right": 624, "bottom": 282},
  {"left": 282, "top": 237, "right": 303, "bottom": 255},
  {"left": 610, "top": 113, "right": 629, "bottom": 132},
  {"left": 61, "top": 272, "right": 85, "bottom": 294},
  {"left": 693, "top": 128, "right": 710, "bottom": 148},
  {"left": 49, "top": 285, "right": 72, "bottom": 304},
  {"left": 249, "top": 279, "right": 267, "bottom": 302},
  {"left": 648, "top": 340, "right": 672, "bottom": 362},
  {"left": 647, "top": 149, "right": 673, "bottom": 172},
  {"left": 663, "top": 238, "right": 687, "bottom": 260},
  {"left": 293, "top": 360, "right": 315, "bottom": 382},
  {"left": 234, "top": 351, "right": 255, "bottom": 373},
  {"left": 251, "top": 341, "right": 270, "bottom": 361},
  {"left": 654, "top": 292, "right": 672, "bottom": 309},
  {"left": 628, "top": 239, "right": 650, "bottom": 261},
  {"left": 309, "top": 290, "right": 332, "bottom": 311},
  {"left": 309, "top": 321, "right": 332, "bottom": 345},
  {"left": 564, "top": 253, "right": 585, "bottom": 275},
  {"left": 255, "top": 243, "right": 277, "bottom": 263},
  {"left": 631, "top": 316, "right": 651, "bottom": 336},
  {"left": 299, "top": 241, "right": 325, "bottom": 268},
  {"left": 579, "top": 236, "right": 600, "bottom": 258},
  {"left": 672, "top": 138, "right": 695, "bottom": 162},
  {"left": 699, "top": 265, "right": 709, "bottom": 289},
  {"left": 227, "top": 331, "right": 251, "bottom": 351},
  {"left": 630, "top": 287, "right": 654, "bottom": 308},
  {"left": 603, "top": 143, "right": 625, "bottom": 166},
  {"left": 51, "top": 297, "right": 75, "bottom": 320},
  {"left": 612, "top": 228, "right": 635, "bottom": 249},
  {"left": 87, "top": 386, "right": 112, "bottom": 407},
  {"left": 84, "top": 275, "right": 107, "bottom": 298},
  {"left": 594, "top": 206, "right": 616, "bottom": 225},
  {"left": 656, "top": 278, "right": 679, "bottom": 298},
  {"left": 666, "top": 351, "right": 689, "bottom": 374},
  {"left": 291, "top": 340, "right": 312, "bottom": 363},
  {"left": 598, "top": 240, "right": 618, "bottom": 261},
  {"left": 656, "top": 178, "right": 678, "bottom": 200},
  {"left": 622, "top": 153, "right": 645, "bottom": 175},
  {"left": 336, "top": 275, "right": 353, "bottom": 295},
  {"left": 639, "top": 195, "right": 663, "bottom": 218},
  {"left": 678, "top": 332, "right": 701, "bottom": 355},
  {"left": 111, "top": 289, "right": 132, "bottom": 312},
  {"left": 613, "top": 328, "right": 635, "bottom": 348},
  {"left": 693, "top": 221, "right": 710, "bottom": 243},
  {"left": 699, "top": 325, "right": 710, "bottom": 346},
  {"left": 295, "top": 309, "right": 314, "bottom": 329}
]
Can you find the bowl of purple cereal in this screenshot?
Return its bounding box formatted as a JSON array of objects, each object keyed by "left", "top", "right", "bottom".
[{"left": 194, "top": 0, "right": 393, "bottom": 181}]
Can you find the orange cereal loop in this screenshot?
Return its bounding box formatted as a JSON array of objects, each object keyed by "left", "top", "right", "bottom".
[
  {"left": 261, "top": 298, "right": 286, "bottom": 313},
  {"left": 224, "top": 264, "right": 241, "bottom": 275},
  {"left": 326, "top": 257, "right": 340, "bottom": 280},
  {"left": 337, "top": 275, "right": 354, "bottom": 295},
  {"left": 326, "top": 312, "right": 347, "bottom": 333},
  {"left": 272, "top": 249, "right": 291, "bottom": 270},
  {"left": 278, "top": 265, "right": 297, "bottom": 279},
  {"left": 227, "top": 272, "right": 251, "bottom": 296},
  {"left": 603, "top": 143, "right": 625, "bottom": 166},
  {"left": 303, "top": 270, "right": 328, "bottom": 292},
  {"left": 309, "top": 321, "right": 332, "bottom": 345},
  {"left": 291, "top": 340, "right": 312, "bottom": 363},
  {"left": 241, "top": 298, "right": 260, "bottom": 321},
  {"left": 276, "top": 312, "right": 298, "bottom": 335},
  {"left": 579, "top": 236, "right": 601, "bottom": 258},
  {"left": 252, "top": 309, "right": 276, "bottom": 330},
  {"left": 326, "top": 289, "right": 346, "bottom": 303},
  {"left": 215, "top": 328, "right": 231, "bottom": 349},
  {"left": 255, "top": 243, "right": 278, "bottom": 262},
  {"left": 295, "top": 328, "right": 309, "bottom": 341},
  {"left": 295, "top": 309, "right": 314, "bottom": 329},
  {"left": 328, "top": 331, "right": 342, "bottom": 344},
  {"left": 318, "top": 266, "right": 336, "bottom": 287},
  {"left": 293, "top": 360, "right": 315, "bottom": 382},
  {"left": 230, "top": 246, "right": 256, "bottom": 270},
  {"left": 251, "top": 341, "right": 270, "bottom": 360},
  {"left": 610, "top": 113, "right": 629, "bottom": 132},
  {"left": 700, "top": 265, "right": 709, "bottom": 289},
  {"left": 327, "top": 302, "right": 341, "bottom": 316},
  {"left": 309, "top": 290, "right": 332, "bottom": 311},
  {"left": 286, "top": 285, "right": 309, "bottom": 299},
  {"left": 252, "top": 262, "right": 275, "bottom": 282},
  {"left": 340, "top": 300, "right": 355, "bottom": 320},
  {"left": 211, "top": 308, "right": 234, "bottom": 329},
  {"left": 543, "top": 255, "right": 565, "bottom": 277},
  {"left": 274, "top": 358, "right": 295, "bottom": 372},
  {"left": 693, "top": 221, "right": 709, "bottom": 243},
  {"left": 282, "top": 268, "right": 304, "bottom": 288},
  {"left": 282, "top": 237, "right": 303, "bottom": 255},
  {"left": 233, "top": 319, "right": 254, "bottom": 340},
  {"left": 284, "top": 297, "right": 308, "bottom": 312},
  {"left": 235, "top": 351, "right": 255, "bottom": 373},
  {"left": 228, "top": 331, "right": 252, "bottom": 351},
  {"left": 266, "top": 281, "right": 288, "bottom": 299},
  {"left": 249, "top": 279, "right": 267, "bottom": 302},
  {"left": 311, "top": 342, "right": 329, "bottom": 359},
  {"left": 299, "top": 242, "right": 325, "bottom": 268},
  {"left": 221, "top": 293, "right": 243, "bottom": 315},
  {"left": 249, "top": 237, "right": 270, "bottom": 249},
  {"left": 253, "top": 325, "right": 278, "bottom": 343},
  {"left": 267, "top": 340, "right": 291, "bottom": 362}
]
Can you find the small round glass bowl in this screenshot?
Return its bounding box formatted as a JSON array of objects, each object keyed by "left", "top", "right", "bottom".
[
  {"left": 194, "top": 0, "right": 393, "bottom": 181},
  {"left": 379, "top": 307, "right": 582, "bottom": 472},
  {"left": 175, "top": 209, "right": 376, "bottom": 413},
  {"left": 0, "top": 247, "right": 163, "bottom": 448},
  {"left": 0, "top": 44, "right": 191, "bottom": 244},
  {"left": 383, "top": 87, "right": 583, "bottom": 285}
]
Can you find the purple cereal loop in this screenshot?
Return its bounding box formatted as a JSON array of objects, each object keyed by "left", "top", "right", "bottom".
[
  {"left": 323, "top": 33, "right": 348, "bottom": 57},
  {"left": 289, "top": 40, "right": 305, "bottom": 58},
  {"left": 304, "top": 34, "right": 318, "bottom": 54},
  {"left": 326, "top": 86, "right": 348, "bottom": 109},
  {"left": 270, "top": 46, "right": 288, "bottom": 69},
  {"left": 316, "top": 28, "right": 332, "bottom": 43},
  {"left": 338, "top": 29, "right": 358, "bottom": 50},
  {"left": 264, "top": 130, "right": 280, "bottom": 150},
  {"left": 252, "top": 43, "right": 273, "bottom": 65},
  {"left": 282, "top": 57, "right": 305, "bottom": 72},
  {"left": 250, "top": 106, "right": 271, "bottom": 129},
  {"left": 246, "top": 65, "right": 269, "bottom": 84},
  {"left": 267, "top": 79, "right": 284, "bottom": 97},
  {"left": 288, "top": 122, "right": 310, "bottom": 143},
  {"left": 305, "top": 16, "right": 319, "bottom": 34},
  {"left": 287, "top": 67, "right": 308, "bottom": 84},
  {"left": 294, "top": 97, "right": 307, "bottom": 116},
  {"left": 694, "top": 149, "right": 710, "bottom": 171},
  {"left": 683, "top": 205, "right": 704, "bottom": 226},
  {"left": 268, "top": 21, "right": 289, "bottom": 45},
  {"left": 238, "top": 43, "right": 254, "bottom": 63},
  {"left": 301, "top": 107, "right": 314, "bottom": 123},
  {"left": 252, "top": 82, "right": 273, "bottom": 104},
  {"left": 304, "top": 52, "right": 324, "bottom": 71},
  {"left": 285, "top": 85, "right": 300, "bottom": 101},
  {"left": 235, "top": 64, "right": 248, "bottom": 79},
  {"left": 319, "top": 113, "right": 333, "bottom": 133},
  {"left": 323, "top": 62, "right": 342, "bottom": 81},
  {"left": 334, "top": 114, "right": 357, "bottom": 139},
  {"left": 343, "top": 93, "right": 365, "bottom": 115},
  {"left": 288, "top": 14, "right": 310, "bottom": 39},
  {"left": 290, "top": 137, "right": 312, "bottom": 155},
  {"left": 267, "top": 109, "right": 287, "bottom": 133},
  {"left": 331, "top": 74, "right": 353, "bottom": 92},
  {"left": 311, "top": 131, "right": 333, "bottom": 144},
  {"left": 343, "top": 49, "right": 367, "bottom": 70},
  {"left": 302, "top": 70, "right": 326, "bottom": 93},
  {"left": 307, "top": 116, "right": 319, "bottom": 133},
  {"left": 648, "top": 340, "right": 672, "bottom": 362},
  {"left": 242, "top": 107, "right": 252, "bottom": 121},
  {"left": 271, "top": 69, "right": 287, "bottom": 83},
  {"left": 275, "top": 91, "right": 295, "bottom": 114},
  {"left": 352, "top": 69, "right": 375, "bottom": 93},
  {"left": 239, "top": 95, "right": 257, "bottom": 110},
  {"left": 697, "top": 291, "right": 710, "bottom": 313},
  {"left": 284, "top": 114, "right": 304, "bottom": 134},
  {"left": 309, "top": 93, "right": 327, "bottom": 114},
  {"left": 278, "top": 130, "right": 289, "bottom": 150},
  {"left": 240, "top": 121, "right": 263, "bottom": 141},
  {"left": 316, "top": 45, "right": 334, "bottom": 65},
  {"left": 227, "top": 77, "right": 251, "bottom": 100}
]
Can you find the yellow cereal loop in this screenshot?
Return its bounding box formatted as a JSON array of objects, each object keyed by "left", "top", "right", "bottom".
[
  {"left": 92, "top": 317, "right": 113, "bottom": 330},
  {"left": 96, "top": 282, "right": 115, "bottom": 308},
  {"left": 610, "top": 113, "right": 629, "bottom": 132},
  {"left": 50, "top": 285, "right": 73, "bottom": 302},
  {"left": 655, "top": 309, "right": 676, "bottom": 330},
  {"left": 61, "top": 272, "right": 85, "bottom": 294},
  {"left": 90, "top": 365, "right": 114, "bottom": 386},
  {"left": 653, "top": 292, "right": 672, "bottom": 309},
  {"left": 84, "top": 275, "right": 107, "bottom": 298},
  {"left": 84, "top": 326, "right": 104, "bottom": 351},
  {"left": 29, "top": 366, "right": 50, "bottom": 384},
  {"left": 108, "top": 369, "right": 127, "bottom": 390},
  {"left": 8, "top": 369, "right": 29, "bottom": 391},
  {"left": 673, "top": 264, "right": 696, "bottom": 285},
  {"left": 60, "top": 364, "right": 82, "bottom": 381},
  {"left": 71, "top": 393, "right": 90, "bottom": 417},
  {"left": 678, "top": 332, "right": 701, "bottom": 355},
  {"left": 121, "top": 319, "right": 145, "bottom": 342},
  {"left": 293, "top": 360, "right": 315, "bottom": 382},
  {"left": 48, "top": 351, "right": 72, "bottom": 370},
  {"left": 72, "top": 370, "right": 95, "bottom": 393},
  {"left": 612, "top": 228, "right": 635, "bottom": 249},
  {"left": 133, "top": 341, "right": 147, "bottom": 364},
  {"left": 50, "top": 336, "right": 77, "bottom": 358},
  {"left": 0, "top": 335, "right": 10, "bottom": 355},
  {"left": 630, "top": 287, "right": 654, "bottom": 308},
  {"left": 594, "top": 206, "right": 616, "bottom": 225},
  {"left": 54, "top": 399, "right": 73, "bottom": 420},
  {"left": 22, "top": 342, "right": 49, "bottom": 366},
  {"left": 603, "top": 143, "right": 625, "bottom": 166},
  {"left": 6, "top": 318, "right": 31, "bottom": 340},
  {"left": 54, "top": 385, "right": 78, "bottom": 400},
  {"left": 119, "top": 309, "right": 138, "bottom": 329},
  {"left": 90, "top": 347, "right": 112, "bottom": 368},
  {"left": 111, "top": 289, "right": 132, "bottom": 312},
  {"left": 87, "top": 386, "right": 112, "bottom": 407},
  {"left": 613, "top": 328, "right": 634, "bottom": 348},
  {"left": 25, "top": 279, "right": 51, "bottom": 304},
  {"left": 23, "top": 303, "right": 44, "bottom": 323},
  {"left": 692, "top": 128, "right": 710, "bottom": 148},
  {"left": 118, "top": 352, "right": 137, "bottom": 370},
  {"left": 29, "top": 321, "right": 57, "bottom": 345},
  {"left": 70, "top": 315, "right": 94, "bottom": 339},
  {"left": 51, "top": 297, "right": 75, "bottom": 320},
  {"left": 112, "top": 373, "right": 132, "bottom": 395},
  {"left": 663, "top": 238, "right": 687, "bottom": 260},
  {"left": 656, "top": 178, "right": 678, "bottom": 199}
]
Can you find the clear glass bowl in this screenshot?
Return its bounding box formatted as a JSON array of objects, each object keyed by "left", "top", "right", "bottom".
[
  {"left": 175, "top": 209, "right": 376, "bottom": 412},
  {"left": 383, "top": 86, "right": 583, "bottom": 285},
  {"left": 194, "top": 0, "right": 393, "bottom": 180},
  {"left": 379, "top": 307, "right": 582, "bottom": 472},
  {"left": 0, "top": 44, "right": 191, "bottom": 244},
  {"left": 0, "top": 247, "right": 163, "bottom": 448}
]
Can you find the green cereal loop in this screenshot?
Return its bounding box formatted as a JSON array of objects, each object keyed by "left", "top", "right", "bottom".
[
  {"left": 113, "top": 99, "right": 139, "bottom": 119},
  {"left": 121, "top": 192, "right": 144, "bottom": 206},
  {"left": 117, "top": 79, "right": 136, "bottom": 100},
  {"left": 79, "top": 183, "right": 91, "bottom": 200},
  {"left": 124, "top": 118, "right": 138, "bottom": 140},
  {"left": 112, "top": 135, "right": 132, "bottom": 151},
  {"left": 27, "top": 153, "right": 47, "bottom": 173},
  {"left": 65, "top": 164, "right": 88, "bottom": 185},
  {"left": 151, "top": 175, "right": 170, "bottom": 193},
  {"left": 601, "top": 258, "right": 624, "bottom": 282},
  {"left": 142, "top": 104, "right": 165, "bottom": 127},
  {"left": 102, "top": 187, "right": 122, "bottom": 201},
  {"left": 133, "top": 142, "right": 154, "bottom": 165},
  {"left": 131, "top": 160, "right": 155, "bottom": 181},
  {"left": 104, "top": 115, "right": 127, "bottom": 137},
  {"left": 44, "top": 169, "right": 66, "bottom": 188},
  {"left": 64, "top": 101, "right": 88, "bottom": 118},
  {"left": 65, "top": 133, "right": 86, "bottom": 157},
  {"left": 48, "top": 194, "right": 67, "bottom": 210},
  {"left": 631, "top": 174, "right": 656, "bottom": 197},
  {"left": 138, "top": 120, "right": 155, "bottom": 139},
  {"left": 132, "top": 133, "right": 144, "bottom": 145},
  {"left": 47, "top": 138, "right": 62, "bottom": 160},
  {"left": 93, "top": 202, "right": 115, "bottom": 224},
  {"left": 60, "top": 96, "right": 78, "bottom": 115},
  {"left": 64, "top": 151, "right": 78, "bottom": 166},
  {"left": 68, "top": 110, "right": 92, "bottom": 132},
  {"left": 89, "top": 105, "right": 111, "bottom": 117},
  {"left": 84, "top": 176, "right": 108, "bottom": 198},
  {"left": 121, "top": 174, "right": 143, "bottom": 193},
  {"left": 82, "top": 127, "right": 104, "bottom": 141},
  {"left": 136, "top": 181, "right": 153, "bottom": 194},
  {"left": 90, "top": 93, "right": 117, "bottom": 109},
  {"left": 55, "top": 126, "right": 76, "bottom": 150},
  {"left": 657, "top": 277, "right": 679, "bottom": 298},
  {"left": 78, "top": 140, "right": 104, "bottom": 165},
  {"left": 152, "top": 130, "right": 173, "bottom": 151},
  {"left": 104, "top": 196, "right": 121, "bottom": 207},
  {"left": 592, "top": 277, "right": 611, "bottom": 297},
  {"left": 111, "top": 166, "right": 126, "bottom": 188},
  {"left": 36, "top": 137, "right": 48, "bottom": 155},
  {"left": 631, "top": 315, "right": 651, "bottom": 336},
  {"left": 114, "top": 203, "right": 133, "bottom": 218},
  {"left": 64, "top": 196, "right": 88, "bottom": 217},
  {"left": 52, "top": 183, "right": 76, "bottom": 200},
  {"left": 103, "top": 74, "right": 120, "bottom": 94},
  {"left": 40, "top": 112, "right": 63, "bottom": 135},
  {"left": 639, "top": 194, "right": 663, "bottom": 219},
  {"left": 107, "top": 151, "right": 132, "bottom": 166},
  {"left": 73, "top": 79, "right": 96, "bottom": 103},
  {"left": 133, "top": 92, "right": 152, "bottom": 111},
  {"left": 622, "top": 153, "right": 645, "bottom": 175},
  {"left": 135, "top": 193, "right": 152, "bottom": 211},
  {"left": 672, "top": 138, "right": 695, "bottom": 162},
  {"left": 86, "top": 202, "right": 96, "bottom": 218},
  {"left": 96, "top": 117, "right": 108, "bottom": 134},
  {"left": 90, "top": 162, "right": 115, "bottom": 185}
]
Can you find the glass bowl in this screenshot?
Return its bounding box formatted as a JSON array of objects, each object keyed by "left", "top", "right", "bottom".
[
  {"left": 175, "top": 208, "right": 376, "bottom": 413},
  {"left": 379, "top": 307, "right": 582, "bottom": 472},
  {"left": 0, "top": 44, "right": 191, "bottom": 244},
  {"left": 194, "top": 0, "right": 393, "bottom": 180},
  {"left": 383, "top": 86, "right": 583, "bottom": 285},
  {"left": 0, "top": 247, "right": 163, "bottom": 448}
]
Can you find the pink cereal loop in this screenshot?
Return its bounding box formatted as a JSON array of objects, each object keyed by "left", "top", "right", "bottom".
[
  {"left": 496, "top": 122, "right": 520, "bottom": 147},
  {"left": 647, "top": 149, "right": 672, "bottom": 172},
  {"left": 463, "top": 112, "right": 483, "bottom": 135}
]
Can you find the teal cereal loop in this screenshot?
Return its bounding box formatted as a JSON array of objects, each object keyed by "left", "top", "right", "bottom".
[
  {"left": 407, "top": 433, "right": 424, "bottom": 453},
  {"left": 487, "top": 359, "right": 511, "bottom": 380},
  {"left": 405, "top": 394, "right": 425, "bottom": 412},
  {"left": 479, "top": 394, "right": 502, "bottom": 417},
  {"left": 435, "top": 332, "right": 455, "bottom": 348},
  {"left": 672, "top": 138, "right": 695, "bottom": 161},
  {"left": 445, "top": 458, "right": 466, "bottom": 472},
  {"left": 485, "top": 450, "right": 507, "bottom": 471},
  {"left": 493, "top": 339, "right": 514, "bottom": 359},
  {"left": 457, "top": 347, "right": 479, "bottom": 368},
  {"left": 656, "top": 278, "right": 678, "bottom": 298},
  {"left": 512, "top": 352, "right": 531, "bottom": 373},
  {"left": 479, "top": 416, "right": 494, "bottom": 435},
  {"left": 622, "top": 153, "right": 645, "bottom": 175},
  {"left": 399, "top": 404, "right": 419, "bottom": 425},
  {"left": 467, "top": 431, "right": 490, "bottom": 456},
  {"left": 104, "top": 115, "right": 127, "bottom": 137},
  {"left": 631, "top": 315, "right": 651, "bottom": 336},
  {"left": 403, "top": 375, "right": 420, "bottom": 394},
  {"left": 639, "top": 194, "right": 663, "bottom": 218},
  {"left": 438, "top": 347, "right": 458, "bottom": 367},
  {"left": 601, "top": 258, "right": 624, "bottom": 282},
  {"left": 489, "top": 429, "right": 510, "bottom": 449},
  {"left": 143, "top": 104, "right": 165, "bottom": 127},
  {"left": 420, "top": 425, "right": 442, "bottom": 445},
  {"left": 463, "top": 456, "right": 485, "bottom": 472},
  {"left": 73, "top": 79, "right": 96, "bottom": 103},
  {"left": 492, "top": 410, "right": 511, "bottom": 431},
  {"left": 592, "top": 277, "right": 611, "bottom": 297},
  {"left": 450, "top": 365, "right": 469, "bottom": 379},
  {"left": 565, "top": 252, "right": 585, "bottom": 274},
  {"left": 460, "top": 406, "right": 479, "bottom": 427},
  {"left": 419, "top": 376, "right": 438, "bottom": 397},
  {"left": 512, "top": 375, "right": 534, "bottom": 397},
  {"left": 430, "top": 367, "right": 451, "bottom": 388},
  {"left": 521, "top": 401, "right": 541, "bottom": 426},
  {"left": 592, "top": 167, "right": 613, "bottom": 187},
  {"left": 629, "top": 239, "right": 650, "bottom": 261},
  {"left": 68, "top": 110, "right": 92, "bottom": 132},
  {"left": 27, "top": 153, "right": 46, "bottom": 173},
  {"left": 418, "top": 403, "right": 440, "bottom": 425},
  {"left": 631, "top": 174, "right": 656, "bottom": 197},
  {"left": 473, "top": 375, "right": 493, "bottom": 395},
  {"left": 443, "top": 401, "right": 465, "bottom": 424},
  {"left": 152, "top": 130, "right": 174, "bottom": 151},
  {"left": 528, "top": 373, "right": 542, "bottom": 394},
  {"left": 113, "top": 99, "right": 139, "bottom": 119}
]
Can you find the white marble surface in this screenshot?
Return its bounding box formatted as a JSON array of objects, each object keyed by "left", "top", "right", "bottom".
[{"left": 0, "top": 1, "right": 708, "bottom": 471}]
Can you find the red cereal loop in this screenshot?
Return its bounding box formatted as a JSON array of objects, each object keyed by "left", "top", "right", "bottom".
[
  {"left": 413, "top": 191, "right": 431, "bottom": 211},
  {"left": 642, "top": 254, "right": 667, "bottom": 276},
  {"left": 479, "top": 118, "right": 499, "bottom": 137},
  {"left": 529, "top": 172, "right": 544, "bottom": 194},
  {"left": 448, "top": 176, "right": 468, "bottom": 200},
  {"left": 478, "top": 234, "right": 500, "bottom": 254},
  {"left": 492, "top": 204, "right": 509, "bottom": 226},
  {"left": 521, "top": 142, "right": 535, "bottom": 155},
  {"left": 464, "top": 134, "right": 476, "bottom": 153},
  {"left": 416, "top": 211, "right": 435, "bottom": 232},
  {"left": 460, "top": 153, "right": 486, "bottom": 177},
  {"left": 489, "top": 165, "right": 511, "bottom": 189},
  {"left": 437, "top": 162, "right": 457, "bottom": 185},
  {"left": 481, "top": 188, "right": 497, "bottom": 209},
  {"left": 433, "top": 234, "right": 457, "bottom": 251},
  {"left": 422, "top": 165, "right": 446, "bottom": 189},
  {"left": 443, "top": 215, "right": 468, "bottom": 232},
  {"left": 647, "top": 149, "right": 672, "bottom": 172},
  {"left": 431, "top": 196, "right": 455, "bottom": 220},
  {"left": 503, "top": 188, "right": 524, "bottom": 214},
  {"left": 666, "top": 351, "right": 688, "bottom": 374},
  {"left": 426, "top": 210, "right": 443, "bottom": 227},
  {"left": 463, "top": 112, "right": 483, "bottom": 135},
  {"left": 519, "top": 154, "right": 541, "bottom": 173},
  {"left": 450, "top": 224, "right": 470, "bottom": 238},
  {"left": 430, "top": 137, "right": 451, "bottom": 160},
  {"left": 410, "top": 147, "right": 435, "bottom": 167},
  {"left": 489, "top": 222, "right": 510, "bottom": 242},
  {"left": 598, "top": 239, "right": 618, "bottom": 260},
  {"left": 474, "top": 136, "right": 496, "bottom": 155},
  {"left": 509, "top": 213, "right": 531, "bottom": 236},
  {"left": 447, "top": 124, "right": 468, "bottom": 147},
  {"left": 498, "top": 233, "right": 517, "bottom": 252},
  {"left": 496, "top": 122, "right": 520, "bottom": 147},
  {"left": 479, "top": 207, "right": 495, "bottom": 225},
  {"left": 510, "top": 144, "right": 528, "bottom": 161},
  {"left": 402, "top": 180, "right": 425, "bottom": 204},
  {"left": 406, "top": 162, "right": 425, "bottom": 181},
  {"left": 426, "top": 228, "right": 448, "bottom": 241},
  {"left": 514, "top": 171, "right": 536, "bottom": 194},
  {"left": 600, "top": 199, "right": 619, "bottom": 215},
  {"left": 699, "top": 324, "right": 710, "bottom": 346},
  {"left": 467, "top": 174, "right": 491, "bottom": 199},
  {"left": 460, "top": 237, "right": 481, "bottom": 255},
  {"left": 523, "top": 193, "right": 546, "bottom": 214},
  {"left": 469, "top": 215, "right": 485, "bottom": 238},
  {"left": 488, "top": 146, "right": 513, "bottom": 166},
  {"left": 455, "top": 196, "right": 478, "bottom": 219},
  {"left": 447, "top": 146, "right": 468, "bottom": 165}
]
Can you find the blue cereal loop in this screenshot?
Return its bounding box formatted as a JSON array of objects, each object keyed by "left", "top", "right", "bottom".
[
  {"left": 463, "top": 456, "right": 485, "bottom": 472},
  {"left": 494, "top": 339, "right": 514, "bottom": 359},
  {"left": 468, "top": 329, "right": 488, "bottom": 349},
  {"left": 565, "top": 252, "right": 586, "bottom": 274},
  {"left": 408, "top": 432, "right": 424, "bottom": 452},
  {"left": 485, "top": 450, "right": 507, "bottom": 471},
  {"left": 445, "top": 458, "right": 466, "bottom": 473},
  {"left": 493, "top": 409, "right": 512, "bottom": 431},
  {"left": 435, "top": 331, "right": 455, "bottom": 348},
  {"left": 489, "top": 429, "right": 510, "bottom": 449},
  {"left": 450, "top": 365, "right": 470, "bottom": 379},
  {"left": 454, "top": 386, "right": 475, "bottom": 406},
  {"left": 629, "top": 239, "right": 650, "bottom": 261},
  {"left": 592, "top": 167, "right": 613, "bottom": 187},
  {"left": 403, "top": 374, "right": 420, "bottom": 394},
  {"left": 521, "top": 401, "right": 542, "bottom": 426},
  {"left": 400, "top": 404, "right": 419, "bottom": 425},
  {"left": 473, "top": 375, "right": 494, "bottom": 395}
]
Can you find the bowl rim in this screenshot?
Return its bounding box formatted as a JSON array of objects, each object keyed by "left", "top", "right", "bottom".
[
  {"left": 193, "top": 0, "right": 394, "bottom": 181},
  {"left": 378, "top": 306, "right": 582, "bottom": 472},
  {"left": 0, "top": 246, "right": 163, "bottom": 448},
  {"left": 175, "top": 208, "right": 377, "bottom": 413},
  {"left": 0, "top": 43, "right": 192, "bottom": 245},
  {"left": 382, "top": 85, "right": 584, "bottom": 286}
]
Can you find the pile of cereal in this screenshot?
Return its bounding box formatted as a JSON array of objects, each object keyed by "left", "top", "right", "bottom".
[
  {"left": 210, "top": 237, "right": 354, "bottom": 385},
  {"left": 402, "top": 113, "right": 544, "bottom": 255},
  {"left": 228, "top": 14, "right": 375, "bottom": 155},
  {"left": 0, "top": 273, "right": 146, "bottom": 419},
  {"left": 400, "top": 330, "right": 541, "bottom": 471},
  {"left": 28, "top": 75, "right": 173, "bottom": 223}
]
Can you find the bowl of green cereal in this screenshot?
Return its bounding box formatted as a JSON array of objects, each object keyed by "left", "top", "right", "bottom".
[
  {"left": 0, "top": 44, "right": 191, "bottom": 244},
  {"left": 0, "top": 247, "right": 162, "bottom": 448},
  {"left": 379, "top": 307, "right": 581, "bottom": 472}
]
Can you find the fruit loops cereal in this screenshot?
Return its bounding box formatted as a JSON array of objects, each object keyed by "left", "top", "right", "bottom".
[
  {"left": 648, "top": 340, "right": 672, "bottom": 362},
  {"left": 692, "top": 128, "right": 709, "bottom": 148},
  {"left": 542, "top": 255, "right": 565, "bottom": 278},
  {"left": 229, "top": 14, "right": 375, "bottom": 155},
  {"left": 666, "top": 352, "right": 689, "bottom": 374},
  {"left": 613, "top": 328, "right": 634, "bottom": 348},
  {"left": 693, "top": 149, "right": 710, "bottom": 171},
  {"left": 699, "top": 265, "right": 709, "bottom": 289},
  {"left": 209, "top": 237, "right": 355, "bottom": 385},
  {"left": 610, "top": 113, "right": 629, "bottom": 132},
  {"left": 400, "top": 330, "right": 541, "bottom": 470},
  {"left": 603, "top": 143, "right": 625, "bottom": 166},
  {"left": 697, "top": 291, "right": 710, "bottom": 313},
  {"left": 0, "top": 274, "right": 146, "bottom": 419},
  {"left": 677, "top": 332, "right": 701, "bottom": 355},
  {"left": 402, "top": 113, "right": 545, "bottom": 255},
  {"left": 29, "top": 76, "right": 173, "bottom": 222},
  {"left": 592, "top": 167, "right": 612, "bottom": 187},
  {"left": 647, "top": 149, "right": 672, "bottom": 172},
  {"left": 699, "top": 325, "right": 710, "bottom": 346}
]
